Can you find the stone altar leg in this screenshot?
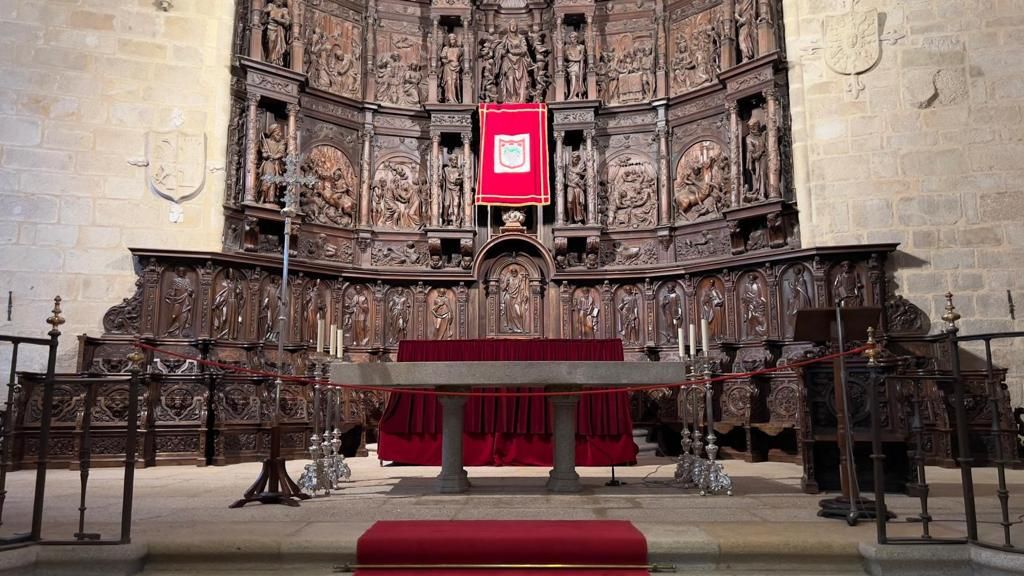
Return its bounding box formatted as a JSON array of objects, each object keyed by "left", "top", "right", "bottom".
[
  {"left": 546, "top": 393, "right": 582, "bottom": 493},
  {"left": 437, "top": 394, "right": 470, "bottom": 493}
]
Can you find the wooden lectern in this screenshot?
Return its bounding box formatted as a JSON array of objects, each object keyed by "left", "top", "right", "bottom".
[{"left": 794, "top": 307, "right": 883, "bottom": 525}]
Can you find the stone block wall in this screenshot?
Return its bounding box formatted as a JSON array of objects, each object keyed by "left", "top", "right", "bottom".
[
  {"left": 784, "top": 0, "right": 1024, "bottom": 405},
  {"left": 0, "top": 0, "right": 235, "bottom": 383}
]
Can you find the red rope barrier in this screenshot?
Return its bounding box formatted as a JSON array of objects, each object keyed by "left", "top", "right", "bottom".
[{"left": 133, "top": 341, "right": 872, "bottom": 399}]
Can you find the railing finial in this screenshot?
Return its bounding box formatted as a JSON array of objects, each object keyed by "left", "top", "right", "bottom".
[
  {"left": 942, "top": 292, "right": 960, "bottom": 333},
  {"left": 46, "top": 296, "right": 65, "bottom": 337}
]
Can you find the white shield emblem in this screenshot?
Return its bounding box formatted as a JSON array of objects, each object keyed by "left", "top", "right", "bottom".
[
  {"left": 824, "top": 8, "right": 880, "bottom": 76},
  {"left": 146, "top": 130, "right": 207, "bottom": 203},
  {"left": 494, "top": 134, "right": 530, "bottom": 174}
]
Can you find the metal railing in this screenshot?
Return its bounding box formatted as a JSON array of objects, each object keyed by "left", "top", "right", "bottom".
[
  {"left": 0, "top": 297, "right": 139, "bottom": 548},
  {"left": 870, "top": 293, "right": 1021, "bottom": 552}
]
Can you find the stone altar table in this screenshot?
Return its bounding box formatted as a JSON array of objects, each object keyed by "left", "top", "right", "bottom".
[{"left": 330, "top": 361, "right": 686, "bottom": 493}]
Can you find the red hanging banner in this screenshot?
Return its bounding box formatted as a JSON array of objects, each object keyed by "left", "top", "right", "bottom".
[{"left": 476, "top": 103, "right": 550, "bottom": 206}]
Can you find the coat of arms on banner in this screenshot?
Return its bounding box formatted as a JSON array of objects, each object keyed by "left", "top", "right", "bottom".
[
  {"left": 146, "top": 130, "right": 207, "bottom": 203},
  {"left": 494, "top": 134, "right": 530, "bottom": 174}
]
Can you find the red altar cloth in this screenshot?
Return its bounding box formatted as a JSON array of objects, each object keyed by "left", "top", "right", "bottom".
[{"left": 377, "top": 339, "right": 638, "bottom": 466}]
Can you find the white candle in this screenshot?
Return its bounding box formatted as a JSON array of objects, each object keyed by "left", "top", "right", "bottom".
[
  {"left": 688, "top": 323, "right": 697, "bottom": 358},
  {"left": 316, "top": 315, "right": 324, "bottom": 352},
  {"left": 329, "top": 323, "right": 337, "bottom": 356},
  {"left": 701, "top": 318, "right": 710, "bottom": 355},
  {"left": 677, "top": 327, "right": 684, "bottom": 358},
  {"left": 336, "top": 328, "right": 344, "bottom": 359}
]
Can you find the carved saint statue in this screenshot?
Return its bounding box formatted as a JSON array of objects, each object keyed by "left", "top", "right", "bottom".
[
  {"left": 566, "top": 151, "right": 587, "bottom": 225},
  {"left": 564, "top": 31, "right": 586, "bottom": 100},
  {"left": 661, "top": 285, "right": 684, "bottom": 342},
  {"left": 741, "top": 275, "right": 767, "bottom": 339},
  {"left": 212, "top": 269, "right": 246, "bottom": 340},
  {"left": 258, "top": 123, "right": 287, "bottom": 205},
  {"left": 737, "top": 0, "right": 757, "bottom": 62},
  {"left": 500, "top": 265, "right": 528, "bottom": 333},
  {"left": 263, "top": 0, "right": 292, "bottom": 67},
  {"left": 701, "top": 281, "right": 725, "bottom": 341},
  {"left": 260, "top": 276, "right": 281, "bottom": 342},
  {"left": 833, "top": 261, "right": 865, "bottom": 307},
  {"left": 344, "top": 286, "right": 370, "bottom": 346},
  {"left": 438, "top": 33, "right": 463, "bottom": 104},
  {"left": 785, "top": 267, "right": 813, "bottom": 336},
  {"left": 495, "top": 22, "right": 532, "bottom": 103},
  {"left": 441, "top": 153, "right": 463, "bottom": 227},
  {"left": 745, "top": 119, "right": 768, "bottom": 202},
  {"left": 617, "top": 286, "right": 640, "bottom": 344},
  {"left": 478, "top": 39, "right": 498, "bottom": 102},
  {"left": 302, "top": 280, "right": 320, "bottom": 344},
  {"left": 164, "top": 267, "right": 194, "bottom": 337},
  {"left": 387, "top": 290, "right": 411, "bottom": 344},
  {"left": 431, "top": 288, "right": 454, "bottom": 340},
  {"left": 573, "top": 289, "right": 600, "bottom": 339},
  {"left": 529, "top": 31, "right": 551, "bottom": 102}
]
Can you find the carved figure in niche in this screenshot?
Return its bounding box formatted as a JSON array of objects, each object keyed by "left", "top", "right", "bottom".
[
  {"left": 431, "top": 288, "right": 454, "bottom": 340},
  {"left": 640, "top": 45, "right": 655, "bottom": 101},
  {"left": 307, "top": 31, "right": 334, "bottom": 88},
  {"left": 661, "top": 285, "right": 683, "bottom": 342},
  {"left": 260, "top": 276, "right": 281, "bottom": 342},
  {"left": 305, "top": 146, "right": 356, "bottom": 227},
  {"left": 387, "top": 290, "right": 411, "bottom": 344},
  {"left": 597, "top": 50, "right": 618, "bottom": 102},
  {"left": 478, "top": 39, "right": 499, "bottom": 102},
  {"left": 212, "top": 269, "right": 246, "bottom": 340},
  {"left": 439, "top": 33, "right": 463, "bottom": 104},
  {"left": 263, "top": 0, "right": 292, "bottom": 67},
  {"left": 607, "top": 156, "right": 657, "bottom": 230},
  {"left": 573, "top": 289, "right": 600, "bottom": 339},
  {"left": 344, "top": 286, "right": 370, "bottom": 345},
  {"left": 700, "top": 281, "right": 725, "bottom": 341},
  {"left": 500, "top": 265, "right": 529, "bottom": 333},
  {"left": 495, "top": 22, "right": 532, "bottom": 103},
  {"left": 302, "top": 280, "right": 320, "bottom": 344},
  {"left": 258, "top": 123, "right": 287, "bottom": 205},
  {"left": 566, "top": 151, "right": 587, "bottom": 224},
  {"left": 373, "top": 161, "right": 424, "bottom": 229},
  {"left": 442, "top": 152, "right": 463, "bottom": 227},
  {"left": 744, "top": 118, "right": 768, "bottom": 203},
  {"left": 564, "top": 31, "right": 586, "bottom": 100},
  {"left": 741, "top": 274, "right": 767, "bottom": 339},
  {"left": 737, "top": 0, "right": 757, "bottom": 62},
  {"left": 784, "top": 266, "right": 813, "bottom": 336},
  {"left": 529, "top": 30, "right": 551, "bottom": 102},
  {"left": 675, "top": 142, "right": 728, "bottom": 222},
  {"left": 617, "top": 286, "right": 641, "bottom": 344},
  {"left": 401, "top": 63, "right": 423, "bottom": 107},
  {"left": 164, "top": 267, "right": 194, "bottom": 337},
  {"left": 834, "top": 261, "right": 865, "bottom": 307}
]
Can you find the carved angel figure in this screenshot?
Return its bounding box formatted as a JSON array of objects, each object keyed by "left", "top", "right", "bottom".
[
  {"left": 263, "top": 0, "right": 292, "bottom": 67},
  {"left": 438, "top": 33, "right": 463, "bottom": 104}
]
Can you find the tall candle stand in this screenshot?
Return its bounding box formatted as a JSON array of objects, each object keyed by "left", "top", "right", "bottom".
[
  {"left": 674, "top": 359, "right": 699, "bottom": 486},
  {"left": 695, "top": 354, "right": 732, "bottom": 496},
  {"left": 299, "top": 355, "right": 336, "bottom": 495}
]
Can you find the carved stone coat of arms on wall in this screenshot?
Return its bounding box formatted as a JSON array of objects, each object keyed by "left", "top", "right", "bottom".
[
  {"left": 823, "top": 7, "right": 880, "bottom": 98},
  {"left": 146, "top": 131, "right": 207, "bottom": 204}
]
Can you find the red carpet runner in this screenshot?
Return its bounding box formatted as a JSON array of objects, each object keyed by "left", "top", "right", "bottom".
[{"left": 355, "top": 520, "right": 649, "bottom": 575}]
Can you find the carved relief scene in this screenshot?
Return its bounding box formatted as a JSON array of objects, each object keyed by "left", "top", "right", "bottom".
[{"left": 305, "top": 2, "right": 363, "bottom": 98}]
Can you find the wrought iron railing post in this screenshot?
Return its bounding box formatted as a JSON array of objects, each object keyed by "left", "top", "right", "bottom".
[
  {"left": 909, "top": 377, "right": 932, "bottom": 538},
  {"left": 864, "top": 328, "right": 888, "bottom": 544},
  {"left": 0, "top": 341, "right": 18, "bottom": 527},
  {"left": 74, "top": 380, "right": 99, "bottom": 540},
  {"left": 982, "top": 338, "right": 1013, "bottom": 548},
  {"left": 943, "top": 293, "right": 978, "bottom": 542},
  {"left": 31, "top": 297, "right": 64, "bottom": 541},
  {"left": 121, "top": 348, "right": 144, "bottom": 544}
]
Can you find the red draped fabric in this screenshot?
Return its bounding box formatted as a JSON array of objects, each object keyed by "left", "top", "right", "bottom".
[{"left": 377, "top": 339, "right": 638, "bottom": 466}]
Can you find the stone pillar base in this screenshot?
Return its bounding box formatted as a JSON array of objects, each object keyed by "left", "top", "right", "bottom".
[
  {"left": 437, "top": 469, "right": 470, "bottom": 494},
  {"left": 546, "top": 469, "right": 582, "bottom": 493}
]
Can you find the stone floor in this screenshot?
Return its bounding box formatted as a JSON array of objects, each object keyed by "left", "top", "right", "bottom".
[{"left": 0, "top": 451, "right": 1021, "bottom": 574}]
